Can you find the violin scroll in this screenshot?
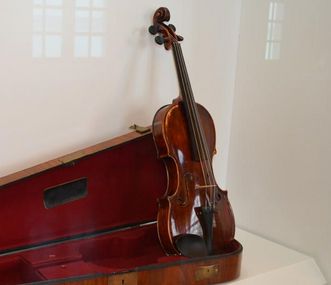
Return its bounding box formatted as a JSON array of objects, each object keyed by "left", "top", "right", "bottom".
[{"left": 148, "top": 7, "right": 183, "bottom": 50}]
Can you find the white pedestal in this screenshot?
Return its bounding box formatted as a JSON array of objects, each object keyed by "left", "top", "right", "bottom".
[{"left": 223, "top": 229, "right": 326, "bottom": 285}]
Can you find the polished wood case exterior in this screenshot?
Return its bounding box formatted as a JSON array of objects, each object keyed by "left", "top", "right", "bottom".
[{"left": 50, "top": 248, "right": 242, "bottom": 285}]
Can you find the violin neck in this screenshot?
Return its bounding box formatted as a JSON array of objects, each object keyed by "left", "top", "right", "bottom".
[
  {"left": 172, "top": 42, "right": 195, "bottom": 107},
  {"left": 172, "top": 42, "right": 209, "bottom": 163}
]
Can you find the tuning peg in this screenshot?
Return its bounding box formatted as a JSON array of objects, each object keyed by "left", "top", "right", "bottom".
[
  {"left": 148, "top": 25, "right": 159, "bottom": 35},
  {"left": 155, "top": 35, "right": 165, "bottom": 45},
  {"left": 168, "top": 24, "right": 176, "bottom": 32}
]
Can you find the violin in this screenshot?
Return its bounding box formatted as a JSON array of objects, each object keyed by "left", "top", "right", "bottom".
[{"left": 149, "top": 7, "right": 236, "bottom": 257}]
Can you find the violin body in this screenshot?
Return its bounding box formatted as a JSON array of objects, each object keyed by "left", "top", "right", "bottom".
[{"left": 153, "top": 101, "right": 235, "bottom": 255}]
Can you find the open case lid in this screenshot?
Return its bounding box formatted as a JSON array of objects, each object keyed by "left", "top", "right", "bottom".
[{"left": 0, "top": 131, "right": 167, "bottom": 254}]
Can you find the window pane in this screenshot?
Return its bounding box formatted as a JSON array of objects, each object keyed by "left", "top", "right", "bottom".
[
  {"left": 76, "top": 0, "right": 90, "bottom": 8},
  {"left": 46, "top": 0, "right": 62, "bottom": 6},
  {"left": 268, "top": 2, "right": 274, "bottom": 20},
  {"left": 45, "top": 9, "right": 62, "bottom": 32},
  {"left": 270, "top": 42, "right": 280, "bottom": 59},
  {"left": 91, "top": 11, "right": 104, "bottom": 33},
  {"left": 91, "top": 36, "right": 103, "bottom": 57},
  {"left": 45, "top": 35, "right": 62, "bottom": 57},
  {"left": 92, "top": 0, "right": 104, "bottom": 8},
  {"left": 267, "top": 22, "right": 273, "bottom": 41},
  {"left": 267, "top": 22, "right": 282, "bottom": 41},
  {"left": 33, "top": 35, "right": 43, "bottom": 57},
  {"left": 274, "top": 2, "right": 285, "bottom": 21},
  {"left": 33, "top": 8, "right": 43, "bottom": 32},
  {"left": 75, "top": 36, "right": 89, "bottom": 57},
  {"left": 265, "top": 42, "right": 271, "bottom": 60},
  {"left": 75, "top": 10, "right": 90, "bottom": 33},
  {"left": 34, "top": 0, "right": 44, "bottom": 5},
  {"left": 271, "top": 22, "right": 282, "bottom": 41}
]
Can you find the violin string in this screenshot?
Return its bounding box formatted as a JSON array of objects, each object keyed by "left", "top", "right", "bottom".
[
  {"left": 172, "top": 43, "right": 211, "bottom": 206},
  {"left": 183, "top": 71, "right": 217, "bottom": 207},
  {"left": 173, "top": 42, "right": 202, "bottom": 162},
  {"left": 174, "top": 42, "right": 213, "bottom": 195},
  {"left": 174, "top": 45, "right": 212, "bottom": 172},
  {"left": 174, "top": 43, "right": 206, "bottom": 163},
  {"left": 173, "top": 42, "right": 215, "bottom": 207},
  {"left": 178, "top": 45, "right": 217, "bottom": 207},
  {"left": 174, "top": 43, "right": 205, "bottom": 163},
  {"left": 175, "top": 42, "right": 217, "bottom": 208},
  {"left": 174, "top": 43, "right": 207, "bottom": 169}
]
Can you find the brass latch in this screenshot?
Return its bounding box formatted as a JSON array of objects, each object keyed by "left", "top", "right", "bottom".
[{"left": 195, "top": 264, "right": 219, "bottom": 281}]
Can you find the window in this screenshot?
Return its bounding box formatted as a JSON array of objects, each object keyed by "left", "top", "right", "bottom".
[
  {"left": 265, "top": 0, "right": 284, "bottom": 60},
  {"left": 74, "top": 0, "right": 105, "bottom": 58},
  {"left": 33, "top": 0, "right": 63, "bottom": 58}
]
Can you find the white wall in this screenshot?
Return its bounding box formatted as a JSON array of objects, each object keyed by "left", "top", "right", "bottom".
[
  {"left": 227, "top": 0, "right": 331, "bottom": 281},
  {"left": 190, "top": 0, "right": 242, "bottom": 187},
  {"left": 0, "top": 0, "right": 241, "bottom": 182},
  {"left": 0, "top": 0, "right": 182, "bottom": 176}
]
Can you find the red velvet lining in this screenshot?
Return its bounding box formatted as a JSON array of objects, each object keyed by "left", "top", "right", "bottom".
[
  {"left": 0, "top": 134, "right": 167, "bottom": 252},
  {"left": 0, "top": 134, "right": 188, "bottom": 283},
  {"left": 0, "top": 224, "right": 186, "bottom": 283},
  {"left": 0, "top": 257, "right": 44, "bottom": 284},
  {"left": 37, "top": 225, "right": 167, "bottom": 279}
]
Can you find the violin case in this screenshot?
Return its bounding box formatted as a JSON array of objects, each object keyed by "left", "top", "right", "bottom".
[{"left": 0, "top": 131, "right": 242, "bottom": 285}]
